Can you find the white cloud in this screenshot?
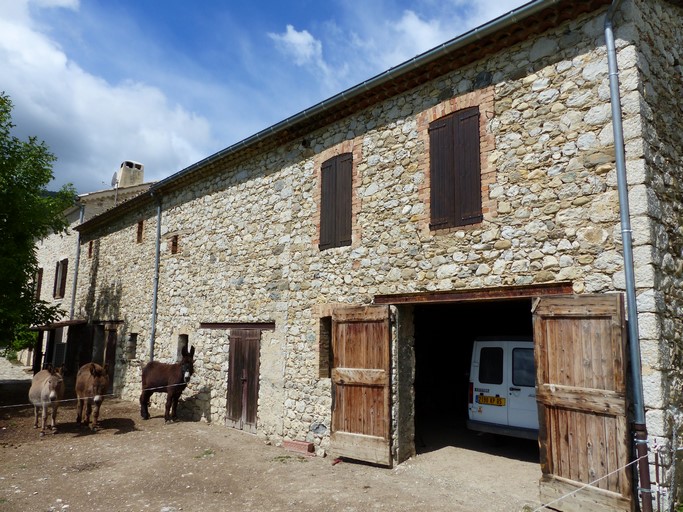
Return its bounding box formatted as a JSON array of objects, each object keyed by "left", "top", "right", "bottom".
[
  {"left": 0, "top": 0, "right": 214, "bottom": 193},
  {"left": 375, "top": 10, "right": 453, "bottom": 69},
  {"left": 267, "top": 24, "right": 340, "bottom": 91},
  {"left": 338, "top": 0, "right": 529, "bottom": 72},
  {"left": 269, "top": 25, "right": 323, "bottom": 67},
  {"left": 33, "top": 0, "right": 78, "bottom": 7}
]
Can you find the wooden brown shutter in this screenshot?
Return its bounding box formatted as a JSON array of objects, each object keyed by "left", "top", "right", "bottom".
[
  {"left": 319, "top": 159, "right": 335, "bottom": 250},
  {"left": 429, "top": 116, "right": 455, "bottom": 228},
  {"left": 319, "top": 153, "right": 353, "bottom": 250},
  {"left": 59, "top": 259, "right": 68, "bottom": 298},
  {"left": 34, "top": 268, "right": 43, "bottom": 299},
  {"left": 455, "top": 107, "right": 482, "bottom": 224},
  {"left": 53, "top": 261, "right": 60, "bottom": 297},
  {"left": 429, "top": 107, "right": 482, "bottom": 229},
  {"left": 336, "top": 153, "right": 353, "bottom": 247}
]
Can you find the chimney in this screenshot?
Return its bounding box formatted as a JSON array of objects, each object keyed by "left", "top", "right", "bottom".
[{"left": 116, "top": 161, "right": 144, "bottom": 187}]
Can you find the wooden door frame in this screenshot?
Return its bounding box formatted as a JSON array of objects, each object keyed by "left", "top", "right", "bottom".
[
  {"left": 376, "top": 283, "right": 571, "bottom": 464},
  {"left": 200, "top": 322, "right": 275, "bottom": 434},
  {"left": 225, "top": 328, "right": 261, "bottom": 433}
]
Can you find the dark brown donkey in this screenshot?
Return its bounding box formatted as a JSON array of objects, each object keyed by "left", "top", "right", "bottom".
[
  {"left": 75, "top": 362, "right": 110, "bottom": 430},
  {"left": 140, "top": 345, "right": 195, "bottom": 422}
]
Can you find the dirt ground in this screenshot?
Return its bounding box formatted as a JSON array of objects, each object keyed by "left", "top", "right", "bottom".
[{"left": 1, "top": 377, "right": 543, "bottom": 512}]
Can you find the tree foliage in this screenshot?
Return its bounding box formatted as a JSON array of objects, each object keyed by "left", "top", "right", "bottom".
[{"left": 0, "top": 92, "right": 76, "bottom": 352}]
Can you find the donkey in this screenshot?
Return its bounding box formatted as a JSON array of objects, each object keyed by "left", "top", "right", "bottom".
[
  {"left": 75, "top": 362, "right": 110, "bottom": 431},
  {"left": 140, "top": 345, "right": 195, "bottom": 423},
  {"left": 28, "top": 365, "right": 65, "bottom": 436}
]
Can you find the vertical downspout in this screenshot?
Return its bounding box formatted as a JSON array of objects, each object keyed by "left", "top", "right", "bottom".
[
  {"left": 605, "top": 2, "right": 652, "bottom": 510},
  {"left": 149, "top": 194, "right": 162, "bottom": 362},
  {"left": 69, "top": 201, "right": 85, "bottom": 320}
]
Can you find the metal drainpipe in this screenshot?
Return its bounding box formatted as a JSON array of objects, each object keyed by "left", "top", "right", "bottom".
[
  {"left": 69, "top": 202, "right": 85, "bottom": 320},
  {"left": 605, "top": 2, "right": 652, "bottom": 510},
  {"left": 149, "top": 195, "right": 162, "bottom": 362}
]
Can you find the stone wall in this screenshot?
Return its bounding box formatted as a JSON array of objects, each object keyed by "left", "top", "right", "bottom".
[
  {"left": 634, "top": 0, "right": 683, "bottom": 505},
  {"left": 73, "top": 1, "right": 681, "bottom": 506},
  {"left": 36, "top": 207, "right": 81, "bottom": 329}
]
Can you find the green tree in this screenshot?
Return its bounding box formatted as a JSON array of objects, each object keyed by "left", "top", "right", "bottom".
[{"left": 0, "top": 92, "right": 76, "bottom": 354}]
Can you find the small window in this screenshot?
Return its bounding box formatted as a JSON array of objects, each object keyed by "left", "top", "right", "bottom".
[
  {"left": 318, "top": 316, "right": 332, "bottom": 378},
  {"left": 478, "top": 347, "right": 503, "bottom": 385},
  {"left": 177, "top": 334, "right": 189, "bottom": 361},
  {"left": 125, "top": 333, "right": 138, "bottom": 360},
  {"left": 319, "top": 153, "right": 352, "bottom": 250},
  {"left": 88, "top": 241, "right": 93, "bottom": 258},
  {"left": 512, "top": 348, "right": 535, "bottom": 387},
  {"left": 34, "top": 268, "right": 43, "bottom": 299},
  {"left": 137, "top": 221, "right": 144, "bottom": 243},
  {"left": 429, "top": 106, "right": 482, "bottom": 229},
  {"left": 170, "top": 235, "right": 179, "bottom": 254},
  {"left": 53, "top": 258, "right": 68, "bottom": 299}
]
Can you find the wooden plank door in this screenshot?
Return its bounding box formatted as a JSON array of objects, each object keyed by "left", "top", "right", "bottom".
[
  {"left": 104, "top": 328, "right": 117, "bottom": 393},
  {"left": 533, "top": 294, "right": 633, "bottom": 512},
  {"left": 226, "top": 329, "right": 260, "bottom": 433},
  {"left": 331, "top": 305, "right": 392, "bottom": 466}
]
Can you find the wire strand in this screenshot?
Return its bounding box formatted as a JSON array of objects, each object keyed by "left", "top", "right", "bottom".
[
  {"left": 0, "top": 381, "right": 189, "bottom": 410},
  {"left": 532, "top": 452, "right": 650, "bottom": 512}
]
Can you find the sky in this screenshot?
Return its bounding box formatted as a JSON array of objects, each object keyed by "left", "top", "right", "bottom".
[{"left": 1, "top": 0, "right": 530, "bottom": 194}]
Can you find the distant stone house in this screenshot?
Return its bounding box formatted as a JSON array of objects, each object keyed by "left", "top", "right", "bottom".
[
  {"left": 69, "top": 1, "right": 682, "bottom": 510},
  {"left": 28, "top": 161, "right": 151, "bottom": 379}
]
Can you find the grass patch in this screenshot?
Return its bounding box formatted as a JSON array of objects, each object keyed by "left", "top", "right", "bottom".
[
  {"left": 272, "top": 455, "right": 308, "bottom": 463},
  {"left": 195, "top": 448, "right": 215, "bottom": 459}
]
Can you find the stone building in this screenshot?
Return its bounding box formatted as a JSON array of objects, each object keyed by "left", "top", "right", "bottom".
[
  {"left": 27, "top": 161, "right": 151, "bottom": 378},
  {"left": 66, "top": 0, "right": 683, "bottom": 510}
]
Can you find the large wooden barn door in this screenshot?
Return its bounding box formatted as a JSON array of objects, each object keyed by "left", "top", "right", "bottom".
[
  {"left": 330, "top": 305, "right": 392, "bottom": 466},
  {"left": 533, "top": 294, "right": 633, "bottom": 512},
  {"left": 226, "top": 329, "right": 260, "bottom": 433}
]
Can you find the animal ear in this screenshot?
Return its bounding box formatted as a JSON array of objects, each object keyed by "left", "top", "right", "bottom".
[
  {"left": 46, "top": 364, "right": 54, "bottom": 373},
  {"left": 189, "top": 346, "right": 195, "bottom": 358},
  {"left": 181, "top": 345, "right": 188, "bottom": 357},
  {"left": 90, "top": 365, "right": 97, "bottom": 376},
  {"left": 103, "top": 364, "right": 109, "bottom": 373}
]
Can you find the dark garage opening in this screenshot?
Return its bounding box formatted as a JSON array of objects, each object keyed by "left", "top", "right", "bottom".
[{"left": 413, "top": 298, "right": 539, "bottom": 461}]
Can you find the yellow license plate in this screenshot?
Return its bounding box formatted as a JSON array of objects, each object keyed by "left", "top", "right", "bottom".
[{"left": 476, "top": 395, "right": 506, "bottom": 406}]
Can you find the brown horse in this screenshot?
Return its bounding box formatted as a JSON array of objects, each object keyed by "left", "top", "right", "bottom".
[
  {"left": 75, "top": 362, "right": 110, "bottom": 430},
  {"left": 140, "top": 345, "right": 195, "bottom": 422},
  {"left": 28, "top": 365, "right": 65, "bottom": 436}
]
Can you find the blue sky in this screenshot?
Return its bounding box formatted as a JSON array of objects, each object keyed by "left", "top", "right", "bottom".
[{"left": 1, "top": 0, "right": 529, "bottom": 194}]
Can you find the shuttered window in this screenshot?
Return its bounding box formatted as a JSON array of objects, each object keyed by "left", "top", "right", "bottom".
[
  {"left": 429, "top": 106, "right": 482, "bottom": 229},
  {"left": 53, "top": 258, "right": 68, "bottom": 299},
  {"left": 170, "top": 235, "right": 179, "bottom": 254},
  {"left": 137, "top": 220, "right": 144, "bottom": 243},
  {"left": 34, "top": 268, "right": 43, "bottom": 299},
  {"left": 319, "top": 153, "right": 352, "bottom": 250}
]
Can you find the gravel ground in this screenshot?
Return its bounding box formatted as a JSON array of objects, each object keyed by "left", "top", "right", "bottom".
[{"left": 0, "top": 358, "right": 543, "bottom": 512}]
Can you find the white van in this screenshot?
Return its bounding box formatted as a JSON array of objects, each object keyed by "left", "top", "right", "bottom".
[{"left": 467, "top": 338, "right": 538, "bottom": 440}]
